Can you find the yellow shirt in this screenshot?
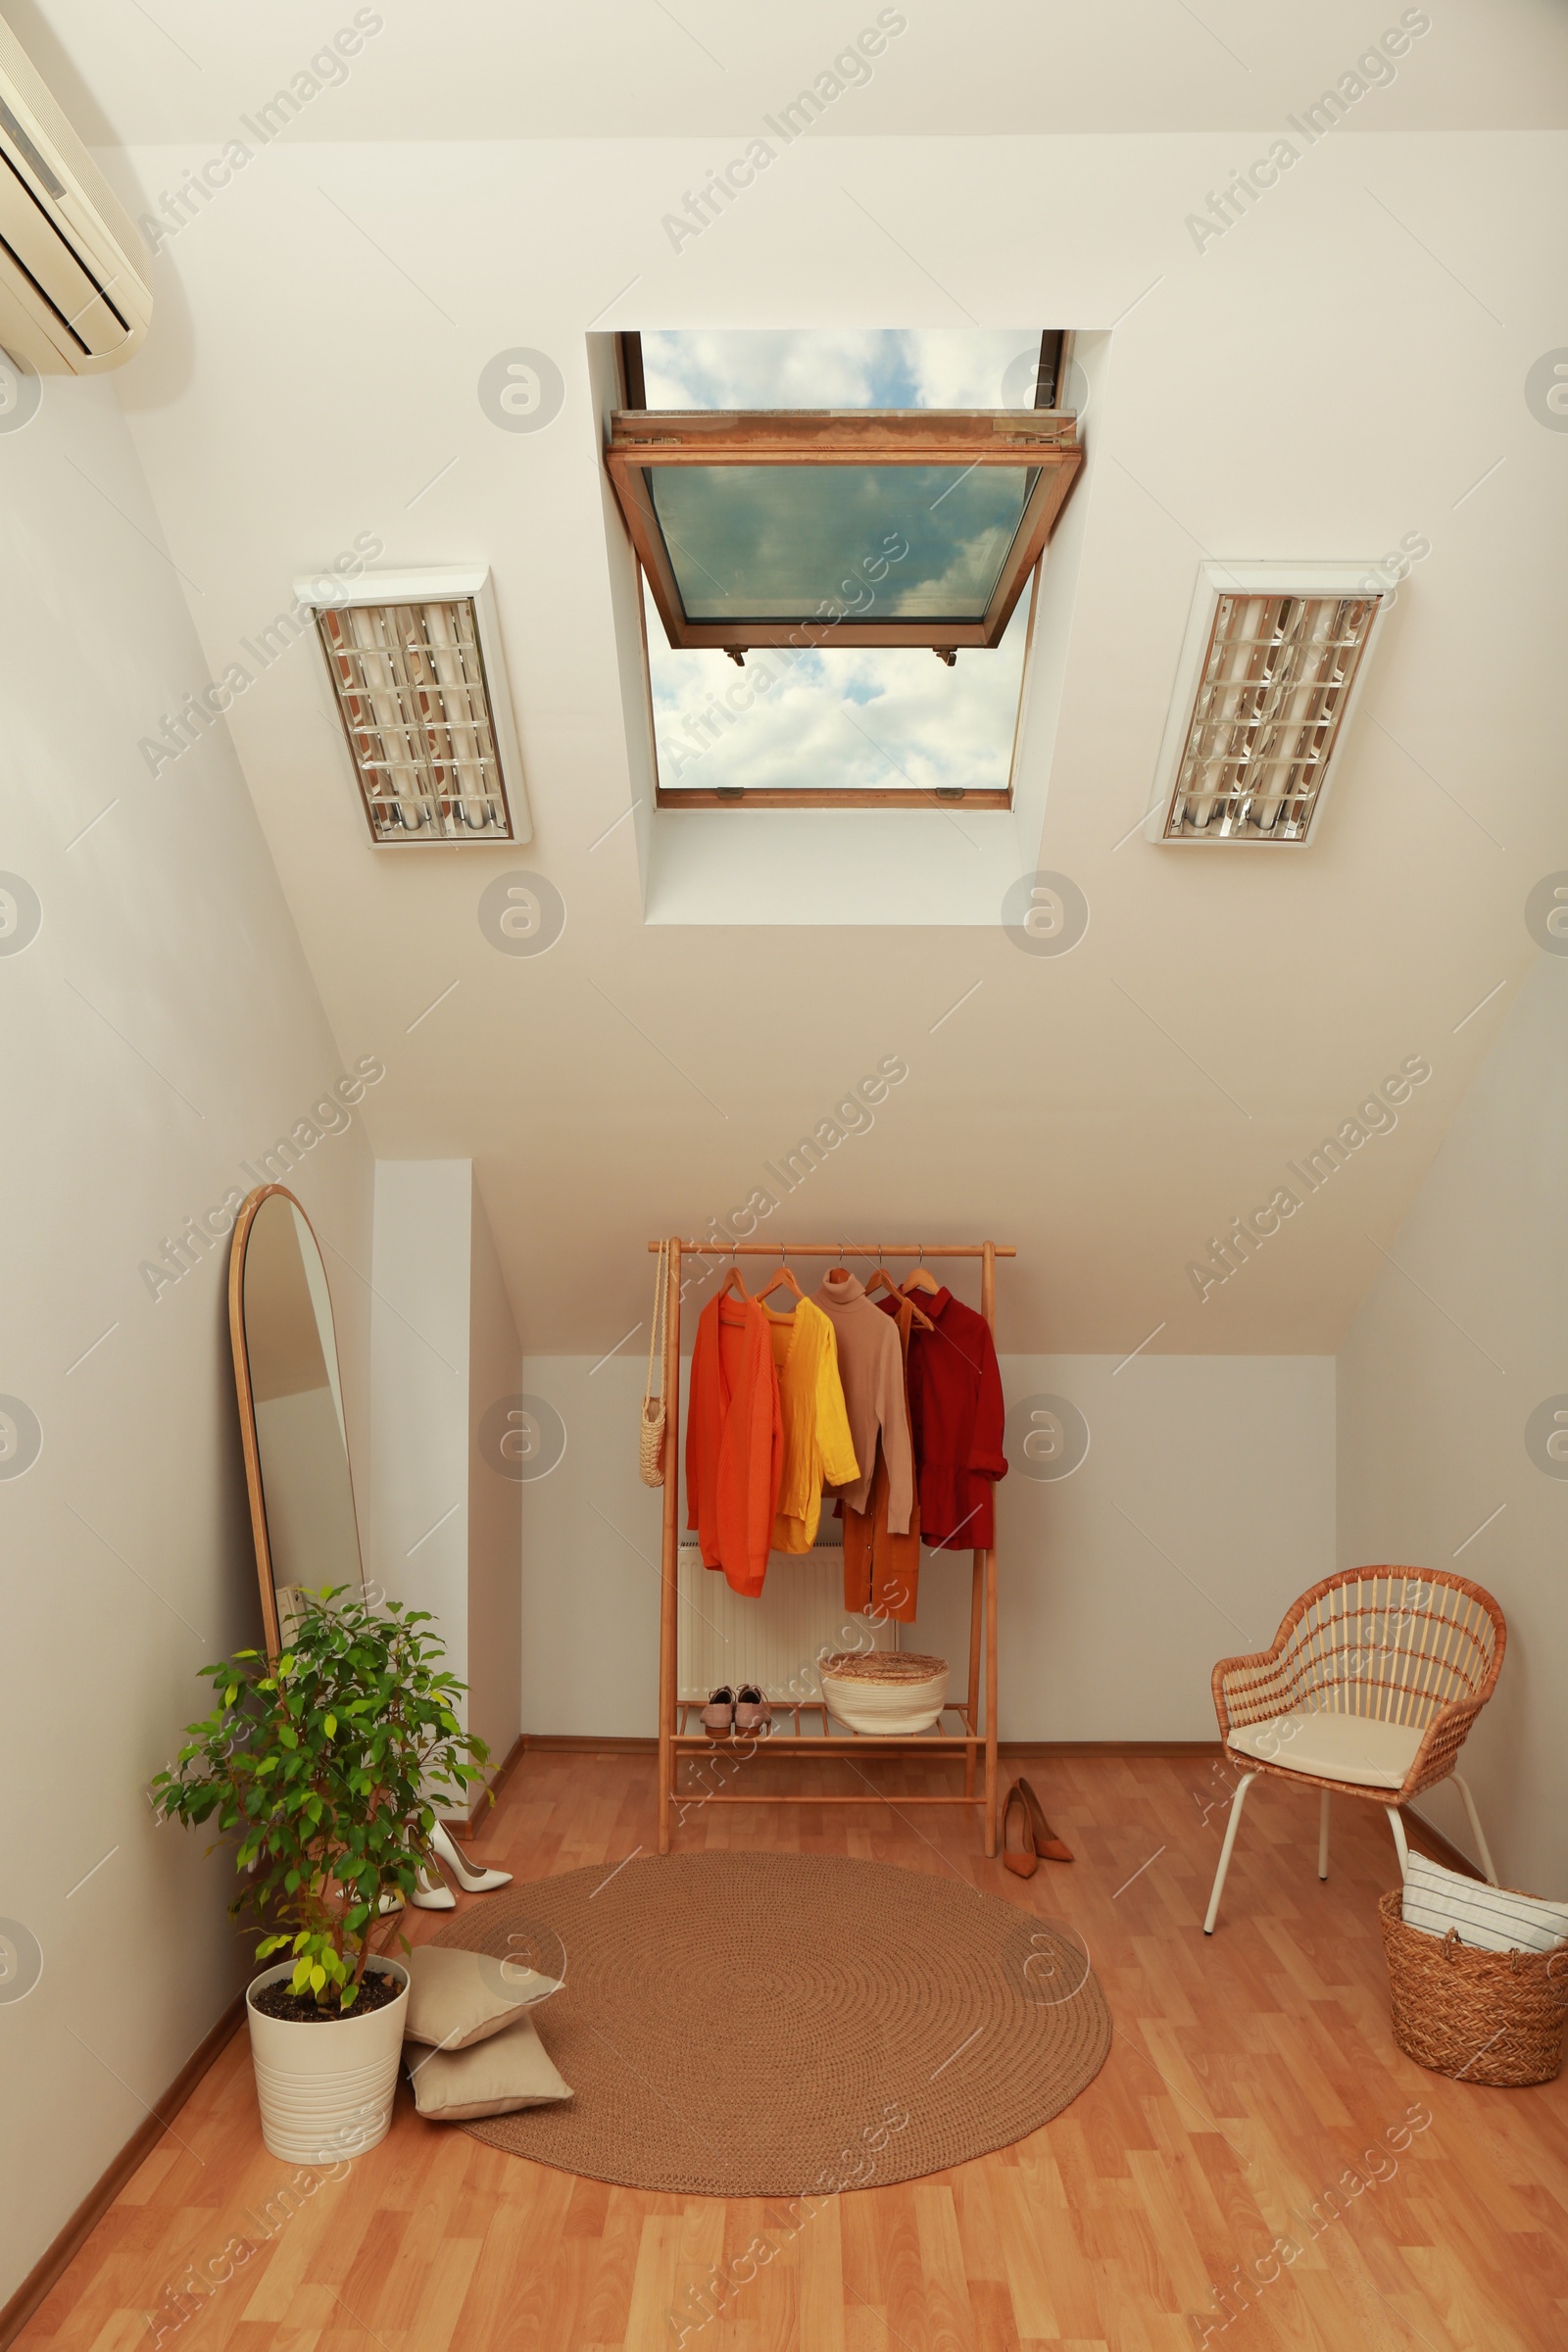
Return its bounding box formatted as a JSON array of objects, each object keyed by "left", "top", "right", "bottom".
[{"left": 762, "top": 1296, "right": 859, "bottom": 1553}]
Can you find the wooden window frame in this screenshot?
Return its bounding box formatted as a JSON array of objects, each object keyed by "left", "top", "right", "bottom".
[{"left": 606, "top": 406, "right": 1081, "bottom": 654}]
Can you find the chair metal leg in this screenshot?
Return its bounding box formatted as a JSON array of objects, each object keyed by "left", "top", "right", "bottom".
[
  {"left": 1203, "top": 1772, "right": 1260, "bottom": 1936},
  {"left": 1385, "top": 1805, "right": 1410, "bottom": 1877},
  {"left": 1450, "top": 1773, "right": 1500, "bottom": 1886},
  {"left": 1318, "top": 1788, "right": 1330, "bottom": 1882}
]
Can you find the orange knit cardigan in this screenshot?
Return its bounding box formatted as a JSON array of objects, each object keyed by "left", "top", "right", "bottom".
[{"left": 685, "top": 1293, "right": 784, "bottom": 1597}]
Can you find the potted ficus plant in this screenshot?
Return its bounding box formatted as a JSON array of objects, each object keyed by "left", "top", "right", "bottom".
[{"left": 153, "top": 1587, "right": 489, "bottom": 2164}]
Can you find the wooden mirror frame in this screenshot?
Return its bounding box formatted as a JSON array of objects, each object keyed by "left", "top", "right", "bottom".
[{"left": 228, "top": 1183, "right": 367, "bottom": 1661}]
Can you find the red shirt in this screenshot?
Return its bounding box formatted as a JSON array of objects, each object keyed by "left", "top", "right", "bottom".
[{"left": 878, "top": 1287, "right": 1007, "bottom": 1548}]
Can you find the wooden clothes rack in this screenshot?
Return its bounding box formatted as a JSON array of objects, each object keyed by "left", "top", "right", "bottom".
[{"left": 649, "top": 1240, "right": 1015, "bottom": 1856}]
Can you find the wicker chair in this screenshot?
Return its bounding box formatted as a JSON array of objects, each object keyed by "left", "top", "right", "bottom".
[{"left": 1204, "top": 1567, "right": 1505, "bottom": 1935}]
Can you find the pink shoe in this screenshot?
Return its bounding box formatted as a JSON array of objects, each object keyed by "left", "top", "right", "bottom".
[
  {"left": 701, "top": 1686, "right": 735, "bottom": 1739},
  {"left": 734, "top": 1685, "right": 772, "bottom": 1737}
]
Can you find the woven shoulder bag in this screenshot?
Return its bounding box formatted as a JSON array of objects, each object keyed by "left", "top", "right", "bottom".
[{"left": 639, "top": 1240, "right": 668, "bottom": 1487}]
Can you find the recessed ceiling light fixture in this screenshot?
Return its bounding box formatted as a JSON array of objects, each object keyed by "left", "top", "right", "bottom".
[
  {"left": 294, "top": 565, "right": 531, "bottom": 845},
  {"left": 1145, "top": 563, "right": 1389, "bottom": 847}
]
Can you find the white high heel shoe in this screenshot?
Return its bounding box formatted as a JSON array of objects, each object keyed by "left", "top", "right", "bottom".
[
  {"left": 430, "top": 1817, "right": 512, "bottom": 1892},
  {"left": 410, "top": 1858, "right": 456, "bottom": 1912}
]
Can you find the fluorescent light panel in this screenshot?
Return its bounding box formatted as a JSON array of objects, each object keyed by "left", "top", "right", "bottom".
[
  {"left": 1147, "top": 564, "right": 1389, "bottom": 846},
  {"left": 295, "top": 565, "right": 531, "bottom": 845}
]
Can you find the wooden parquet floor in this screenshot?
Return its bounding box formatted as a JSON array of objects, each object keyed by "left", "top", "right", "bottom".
[{"left": 16, "top": 1748, "right": 1568, "bottom": 2352}]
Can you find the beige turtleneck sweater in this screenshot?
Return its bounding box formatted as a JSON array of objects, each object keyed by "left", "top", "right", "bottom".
[{"left": 811, "top": 1269, "right": 914, "bottom": 1534}]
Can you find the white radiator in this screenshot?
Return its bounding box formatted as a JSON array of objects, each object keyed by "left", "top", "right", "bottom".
[{"left": 677, "top": 1535, "right": 899, "bottom": 1703}]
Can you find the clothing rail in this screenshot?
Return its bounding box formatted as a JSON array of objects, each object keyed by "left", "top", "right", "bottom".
[
  {"left": 648, "top": 1243, "right": 1016, "bottom": 1257},
  {"left": 651, "top": 1236, "right": 1011, "bottom": 1856}
]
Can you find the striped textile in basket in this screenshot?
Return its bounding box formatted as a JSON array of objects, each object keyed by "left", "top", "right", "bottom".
[{"left": 1401, "top": 1852, "right": 1568, "bottom": 1955}]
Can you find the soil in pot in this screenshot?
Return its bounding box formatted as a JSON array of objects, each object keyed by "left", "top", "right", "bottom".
[{"left": 250, "top": 1966, "right": 404, "bottom": 2025}]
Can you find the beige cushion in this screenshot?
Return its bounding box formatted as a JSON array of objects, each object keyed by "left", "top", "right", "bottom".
[
  {"left": 1401, "top": 1853, "right": 1568, "bottom": 1955},
  {"left": 1228, "top": 1709, "right": 1424, "bottom": 1789},
  {"left": 408, "top": 2011, "right": 571, "bottom": 2121},
  {"left": 402, "top": 1942, "right": 562, "bottom": 2050}
]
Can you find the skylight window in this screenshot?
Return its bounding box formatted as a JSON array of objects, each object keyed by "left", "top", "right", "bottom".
[
  {"left": 606, "top": 336, "right": 1081, "bottom": 659},
  {"left": 608, "top": 329, "right": 1079, "bottom": 808}
]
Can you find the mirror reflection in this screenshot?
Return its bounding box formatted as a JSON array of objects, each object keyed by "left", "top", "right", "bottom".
[{"left": 239, "top": 1191, "right": 363, "bottom": 1649}]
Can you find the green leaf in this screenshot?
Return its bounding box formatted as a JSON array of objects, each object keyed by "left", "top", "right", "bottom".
[{"left": 324, "top": 1713, "right": 337, "bottom": 1739}]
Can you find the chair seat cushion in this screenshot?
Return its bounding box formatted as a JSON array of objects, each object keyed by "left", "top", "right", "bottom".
[{"left": 1228, "top": 1710, "right": 1424, "bottom": 1789}]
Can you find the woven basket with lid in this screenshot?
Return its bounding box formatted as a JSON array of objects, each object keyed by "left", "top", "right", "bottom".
[{"left": 820, "top": 1650, "right": 949, "bottom": 1735}]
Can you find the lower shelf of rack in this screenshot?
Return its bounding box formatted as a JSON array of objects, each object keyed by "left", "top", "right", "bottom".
[
  {"left": 674, "top": 1699, "right": 982, "bottom": 1752},
  {"left": 673, "top": 1734, "right": 985, "bottom": 1754},
  {"left": 664, "top": 1789, "right": 989, "bottom": 1805},
  {"left": 665, "top": 1702, "right": 998, "bottom": 1833}
]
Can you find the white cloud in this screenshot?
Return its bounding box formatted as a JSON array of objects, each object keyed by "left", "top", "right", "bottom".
[{"left": 903, "top": 329, "right": 1042, "bottom": 408}]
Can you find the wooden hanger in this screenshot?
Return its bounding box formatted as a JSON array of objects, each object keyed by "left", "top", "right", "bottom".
[
  {"left": 756, "top": 1259, "right": 803, "bottom": 1306},
  {"left": 715, "top": 1258, "right": 751, "bottom": 1301},
  {"left": 901, "top": 1247, "right": 942, "bottom": 1299},
  {"left": 865, "top": 1262, "right": 934, "bottom": 1330}
]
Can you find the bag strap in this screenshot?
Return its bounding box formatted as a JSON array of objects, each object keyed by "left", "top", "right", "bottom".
[{"left": 645, "top": 1240, "right": 668, "bottom": 1404}]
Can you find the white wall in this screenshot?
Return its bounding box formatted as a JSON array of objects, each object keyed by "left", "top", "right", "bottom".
[
  {"left": 1338, "top": 952, "right": 1568, "bottom": 1895},
  {"left": 516, "top": 1348, "right": 1334, "bottom": 1740},
  {"left": 0, "top": 378, "right": 374, "bottom": 2308},
  {"left": 369, "top": 1160, "right": 521, "bottom": 1781},
  {"left": 369, "top": 1159, "right": 470, "bottom": 1647},
  {"left": 467, "top": 1174, "right": 522, "bottom": 1767}
]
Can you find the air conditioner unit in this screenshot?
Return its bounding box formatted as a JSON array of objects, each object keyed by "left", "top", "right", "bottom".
[{"left": 0, "top": 19, "right": 152, "bottom": 373}]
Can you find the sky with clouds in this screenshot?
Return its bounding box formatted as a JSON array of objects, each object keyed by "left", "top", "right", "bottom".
[
  {"left": 646, "top": 575, "right": 1033, "bottom": 796},
  {"left": 639, "top": 328, "right": 1045, "bottom": 411}
]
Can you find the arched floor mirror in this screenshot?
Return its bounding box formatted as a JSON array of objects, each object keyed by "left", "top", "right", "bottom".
[
  {"left": 228, "top": 1184, "right": 365, "bottom": 1660},
  {"left": 226, "top": 1183, "right": 512, "bottom": 1904}
]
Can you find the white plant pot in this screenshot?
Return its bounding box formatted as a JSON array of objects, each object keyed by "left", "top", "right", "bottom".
[{"left": 245, "top": 1958, "right": 409, "bottom": 2165}]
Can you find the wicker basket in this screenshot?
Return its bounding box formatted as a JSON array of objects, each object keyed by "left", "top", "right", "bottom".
[
  {"left": 820, "top": 1651, "right": 949, "bottom": 1737},
  {"left": 1378, "top": 1887, "right": 1568, "bottom": 2087}
]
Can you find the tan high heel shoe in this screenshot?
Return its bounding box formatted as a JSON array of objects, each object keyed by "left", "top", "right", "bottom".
[
  {"left": 1002, "top": 1783, "right": 1038, "bottom": 1878},
  {"left": 1017, "top": 1777, "right": 1074, "bottom": 1863}
]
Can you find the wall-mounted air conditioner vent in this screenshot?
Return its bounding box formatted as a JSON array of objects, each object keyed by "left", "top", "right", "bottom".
[
  {"left": 1145, "top": 564, "right": 1389, "bottom": 847},
  {"left": 295, "top": 565, "right": 533, "bottom": 847},
  {"left": 0, "top": 20, "right": 152, "bottom": 372}
]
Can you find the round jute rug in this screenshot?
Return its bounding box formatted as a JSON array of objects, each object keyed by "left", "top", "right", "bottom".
[{"left": 428, "top": 1851, "right": 1110, "bottom": 2195}]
